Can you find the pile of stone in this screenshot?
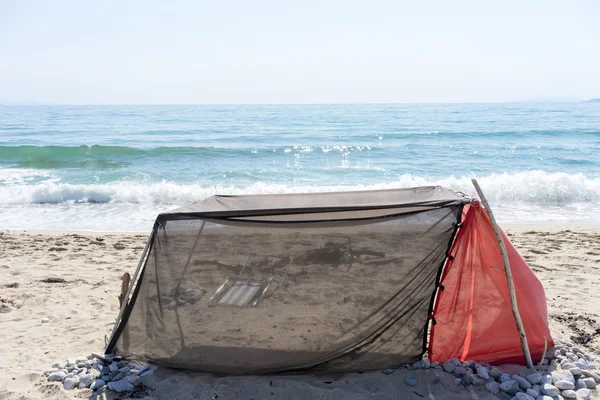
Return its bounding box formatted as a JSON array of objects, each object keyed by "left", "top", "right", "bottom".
[
  {"left": 402, "top": 340, "right": 598, "bottom": 400},
  {"left": 42, "top": 355, "right": 157, "bottom": 394}
]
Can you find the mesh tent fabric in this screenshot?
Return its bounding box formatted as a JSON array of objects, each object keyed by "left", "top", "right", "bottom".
[
  {"left": 108, "top": 206, "right": 463, "bottom": 374},
  {"left": 428, "top": 202, "right": 553, "bottom": 364}
]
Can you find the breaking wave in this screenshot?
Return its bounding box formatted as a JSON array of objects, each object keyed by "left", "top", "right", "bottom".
[{"left": 1, "top": 171, "right": 599, "bottom": 206}]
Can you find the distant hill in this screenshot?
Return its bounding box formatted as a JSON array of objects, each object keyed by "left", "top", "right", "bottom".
[{"left": 585, "top": 98, "right": 600, "bottom": 103}]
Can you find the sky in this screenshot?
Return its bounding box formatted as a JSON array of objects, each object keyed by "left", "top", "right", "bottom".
[{"left": 0, "top": 0, "right": 599, "bottom": 105}]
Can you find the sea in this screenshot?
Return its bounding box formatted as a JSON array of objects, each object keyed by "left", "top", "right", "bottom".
[{"left": 1, "top": 103, "right": 599, "bottom": 231}]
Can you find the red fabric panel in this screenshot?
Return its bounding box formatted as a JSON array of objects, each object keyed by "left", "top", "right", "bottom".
[{"left": 429, "top": 202, "right": 553, "bottom": 364}]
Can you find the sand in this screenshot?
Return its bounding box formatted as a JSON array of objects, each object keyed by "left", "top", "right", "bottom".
[{"left": 1, "top": 226, "right": 599, "bottom": 400}]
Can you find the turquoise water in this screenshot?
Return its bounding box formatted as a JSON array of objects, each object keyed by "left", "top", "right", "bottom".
[{"left": 1, "top": 103, "right": 599, "bottom": 230}]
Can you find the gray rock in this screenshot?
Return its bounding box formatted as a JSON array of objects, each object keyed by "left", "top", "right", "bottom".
[
  {"left": 575, "top": 379, "right": 586, "bottom": 389},
  {"left": 561, "top": 390, "right": 576, "bottom": 399},
  {"left": 470, "top": 374, "right": 487, "bottom": 386},
  {"left": 500, "top": 373, "right": 513, "bottom": 383},
  {"left": 112, "top": 372, "right": 124, "bottom": 381},
  {"left": 431, "top": 361, "right": 439, "bottom": 368},
  {"left": 117, "top": 361, "right": 126, "bottom": 368},
  {"left": 526, "top": 372, "right": 542, "bottom": 385},
  {"left": 568, "top": 367, "right": 582, "bottom": 378},
  {"left": 63, "top": 375, "right": 79, "bottom": 390},
  {"left": 574, "top": 360, "right": 588, "bottom": 369},
  {"left": 565, "top": 352, "right": 575, "bottom": 359},
  {"left": 554, "top": 380, "right": 574, "bottom": 390},
  {"left": 532, "top": 384, "right": 540, "bottom": 394},
  {"left": 541, "top": 374, "right": 553, "bottom": 385},
  {"left": 404, "top": 375, "right": 417, "bottom": 386},
  {"left": 453, "top": 367, "right": 467, "bottom": 377},
  {"left": 90, "top": 379, "right": 106, "bottom": 390},
  {"left": 477, "top": 366, "right": 490, "bottom": 380},
  {"left": 65, "top": 373, "right": 74, "bottom": 379},
  {"left": 43, "top": 368, "right": 59, "bottom": 376},
  {"left": 536, "top": 396, "right": 554, "bottom": 400},
  {"left": 575, "top": 388, "right": 592, "bottom": 400},
  {"left": 540, "top": 383, "right": 559, "bottom": 397},
  {"left": 101, "top": 366, "right": 110, "bottom": 374},
  {"left": 490, "top": 367, "right": 503, "bottom": 379},
  {"left": 515, "top": 393, "right": 535, "bottom": 400},
  {"left": 101, "top": 375, "right": 110, "bottom": 382},
  {"left": 411, "top": 360, "right": 422, "bottom": 370},
  {"left": 48, "top": 371, "right": 66, "bottom": 382},
  {"left": 582, "top": 377, "right": 596, "bottom": 388},
  {"left": 107, "top": 380, "right": 135, "bottom": 392},
  {"left": 421, "top": 358, "right": 431, "bottom": 369},
  {"left": 581, "top": 370, "right": 600, "bottom": 383},
  {"left": 51, "top": 362, "right": 63, "bottom": 369},
  {"left": 140, "top": 369, "right": 154, "bottom": 377},
  {"left": 513, "top": 375, "right": 532, "bottom": 390},
  {"left": 75, "top": 356, "right": 87, "bottom": 363},
  {"left": 109, "top": 362, "right": 119, "bottom": 373},
  {"left": 78, "top": 374, "right": 94, "bottom": 388},
  {"left": 485, "top": 381, "right": 500, "bottom": 394},
  {"left": 76, "top": 362, "right": 85, "bottom": 368},
  {"left": 450, "top": 358, "right": 460, "bottom": 366},
  {"left": 552, "top": 370, "right": 575, "bottom": 384},
  {"left": 124, "top": 375, "right": 139, "bottom": 385},
  {"left": 500, "top": 380, "right": 520, "bottom": 395},
  {"left": 525, "top": 389, "right": 539, "bottom": 398},
  {"left": 455, "top": 377, "right": 462, "bottom": 385},
  {"left": 442, "top": 361, "right": 456, "bottom": 373}
]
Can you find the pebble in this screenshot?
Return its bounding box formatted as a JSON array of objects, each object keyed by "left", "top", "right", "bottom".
[
  {"left": 540, "top": 383, "right": 559, "bottom": 397},
  {"left": 382, "top": 369, "right": 393, "bottom": 375},
  {"left": 536, "top": 396, "right": 554, "bottom": 400},
  {"left": 499, "top": 380, "right": 520, "bottom": 395},
  {"left": 576, "top": 379, "right": 587, "bottom": 389},
  {"left": 525, "top": 372, "right": 542, "bottom": 385},
  {"left": 453, "top": 366, "right": 467, "bottom": 377},
  {"left": 568, "top": 367, "right": 582, "bottom": 378},
  {"left": 140, "top": 369, "right": 154, "bottom": 377},
  {"left": 489, "top": 367, "right": 503, "bottom": 379},
  {"left": 515, "top": 392, "right": 535, "bottom": 400},
  {"left": 101, "top": 366, "right": 110, "bottom": 374},
  {"left": 513, "top": 375, "right": 532, "bottom": 390},
  {"left": 476, "top": 366, "right": 489, "bottom": 380},
  {"left": 500, "top": 373, "right": 512, "bottom": 383},
  {"left": 576, "top": 388, "right": 592, "bottom": 400},
  {"left": 485, "top": 381, "right": 500, "bottom": 394},
  {"left": 112, "top": 372, "right": 124, "bottom": 381},
  {"left": 78, "top": 374, "right": 94, "bottom": 389},
  {"left": 449, "top": 358, "right": 460, "bottom": 366},
  {"left": 421, "top": 358, "right": 431, "bottom": 369},
  {"left": 43, "top": 368, "right": 59, "bottom": 376},
  {"left": 469, "top": 374, "right": 487, "bottom": 386},
  {"left": 107, "top": 380, "right": 135, "bottom": 392},
  {"left": 51, "top": 362, "right": 63, "bottom": 369},
  {"left": 541, "top": 374, "right": 553, "bottom": 385},
  {"left": 63, "top": 376, "right": 79, "bottom": 390},
  {"left": 101, "top": 375, "right": 111, "bottom": 382},
  {"left": 109, "top": 362, "right": 119, "bottom": 373},
  {"left": 561, "top": 389, "right": 576, "bottom": 399},
  {"left": 552, "top": 370, "right": 575, "bottom": 384},
  {"left": 554, "top": 380, "right": 574, "bottom": 390},
  {"left": 48, "top": 371, "right": 66, "bottom": 382},
  {"left": 430, "top": 361, "right": 439, "bottom": 368},
  {"left": 581, "top": 370, "right": 600, "bottom": 383},
  {"left": 404, "top": 375, "right": 417, "bottom": 386},
  {"left": 455, "top": 378, "right": 462, "bottom": 385},
  {"left": 90, "top": 379, "right": 106, "bottom": 390},
  {"left": 525, "top": 388, "right": 538, "bottom": 398},
  {"left": 582, "top": 377, "right": 596, "bottom": 388}
]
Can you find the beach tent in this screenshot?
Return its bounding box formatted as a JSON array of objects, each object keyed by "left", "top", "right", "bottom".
[{"left": 106, "top": 186, "right": 553, "bottom": 374}]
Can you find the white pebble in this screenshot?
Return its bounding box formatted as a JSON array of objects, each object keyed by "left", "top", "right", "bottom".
[
  {"left": 63, "top": 376, "right": 79, "bottom": 390},
  {"left": 576, "top": 388, "right": 592, "bottom": 400},
  {"left": 561, "top": 389, "right": 577, "bottom": 399},
  {"left": 554, "top": 380, "right": 574, "bottom": 390}
]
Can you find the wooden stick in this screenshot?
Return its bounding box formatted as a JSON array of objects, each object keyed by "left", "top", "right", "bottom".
[
  {"left": 118, "top": 273, "right": 131, "bottom": 352},
  {"left": 537, "top": 337, "right": 548, "bottom": 369},
  {"left": 471, "top": 178, "right": 535, "bottom": 370}
]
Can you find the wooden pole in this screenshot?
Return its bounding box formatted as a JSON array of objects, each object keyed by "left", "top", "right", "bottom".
[
  {"left": 118, "top": 273, "right": 131, "bottom": 353},
  {"left": 471, "top": 178, "right": 535, "bottom": 370}
]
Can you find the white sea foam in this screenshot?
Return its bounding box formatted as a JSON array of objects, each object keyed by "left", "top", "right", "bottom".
[{"left": 1, "top": 171, "right": 599, "bottom": 231}]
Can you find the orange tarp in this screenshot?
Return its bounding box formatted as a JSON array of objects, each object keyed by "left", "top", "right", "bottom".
[{"left": 429, "top": 202, "right": 553, "bottom": 364}]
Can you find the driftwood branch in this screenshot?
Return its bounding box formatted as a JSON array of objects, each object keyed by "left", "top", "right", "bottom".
[{"left": 471, "top": 178, "right": 535, "bottom": 370}]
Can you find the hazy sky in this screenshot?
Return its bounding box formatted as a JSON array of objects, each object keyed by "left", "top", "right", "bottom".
[{"left": 1, "top": 0, "right": 599, "bottom": 104}]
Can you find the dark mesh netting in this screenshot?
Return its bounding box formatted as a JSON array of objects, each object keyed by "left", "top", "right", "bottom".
[{"left": 111, "top": 206, "right": 460, "bottom": 374}]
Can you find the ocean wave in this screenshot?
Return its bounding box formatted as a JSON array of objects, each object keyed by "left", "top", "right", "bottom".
[{"left": 1, "top": 171, "right": 599, "bottom": 206}]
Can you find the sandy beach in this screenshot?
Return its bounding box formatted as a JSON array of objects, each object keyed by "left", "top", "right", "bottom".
[{"left": 1, "top": 226, "right": 599, "bottom": 400}]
